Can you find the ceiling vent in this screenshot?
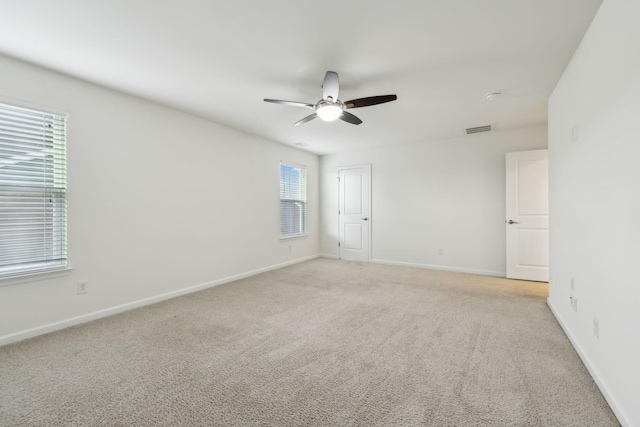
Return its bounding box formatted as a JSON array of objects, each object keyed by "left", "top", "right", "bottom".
[{"left": 465, "top": 124, "right": 493, "bottom": 135}]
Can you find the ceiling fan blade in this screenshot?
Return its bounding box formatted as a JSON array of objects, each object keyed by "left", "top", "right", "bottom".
[
  {"left": 344, "top": 95, "right": 397, "bottom": 109},
  {"left": 294, "top": 113, "right": 318, "bottom": 126},
  {"left": 339, "top": 111, "right": 362, "bottom": 125},
  {"left": 322, "top": 71, "right": 339, "bottom": 101},
  {"left": 264, "top": 99, "right": 315, "bottom": 109}
]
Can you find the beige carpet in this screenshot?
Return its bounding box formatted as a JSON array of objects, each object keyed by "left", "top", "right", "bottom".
[{"left": 0, "top": 259, "right": 619, "bottom": 426}]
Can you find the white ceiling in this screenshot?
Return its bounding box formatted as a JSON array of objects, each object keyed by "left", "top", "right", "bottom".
[{"left": 0, "top": 0, "right": 602, "bottom": 155}]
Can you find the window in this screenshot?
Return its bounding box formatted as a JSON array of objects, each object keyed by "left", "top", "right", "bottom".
[
  {"left": 280, "top": 163, "right": 307, "bottom": 238},
  {"left": 0, "top": 102, "right": 67, "bottom": 279}
]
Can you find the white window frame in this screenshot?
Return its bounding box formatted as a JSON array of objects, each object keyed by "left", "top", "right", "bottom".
[
  {"left": 279, "top": 162, "right": 307, "bottom": 239},
  {"left": 0, "top": 100, "right": 68, "bottom": 280}
]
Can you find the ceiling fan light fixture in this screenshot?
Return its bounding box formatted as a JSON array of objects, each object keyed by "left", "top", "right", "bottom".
[
  {"left": 316, "top": 102, "right": 343, "bottom": 121},
  {"left": 264, "top": 71, "right": 397, "bottom": 126}
]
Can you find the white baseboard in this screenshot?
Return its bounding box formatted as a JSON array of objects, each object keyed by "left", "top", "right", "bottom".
[
  {"left": 319, "top": 253, "right": 339, "bottom": 259},
  {"left": 370, "top": 258, "right": 506, "bottom": 278},
  {"left": 547, "top": 299, "right": 629, "bottom": 427},
  {"left": 0, "top": 255, "right": 319, "bottom": 347}
]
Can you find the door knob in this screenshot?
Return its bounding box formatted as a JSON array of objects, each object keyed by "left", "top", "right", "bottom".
[
  {"left": 507, "top": 219, "right": 519, "bottom": 224},
  {"left": 361, "top": 217, "right": 368, "bottom": 221}
]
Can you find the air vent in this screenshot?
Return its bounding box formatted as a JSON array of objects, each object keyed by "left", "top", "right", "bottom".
[{"left": 465, "top": 124, "right": 493, "bottom": 135}]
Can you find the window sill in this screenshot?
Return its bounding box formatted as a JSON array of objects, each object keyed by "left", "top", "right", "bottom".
[
  {"left": 0, "top": 266, "right": 74, "bottom": 287},
  {"left": 280, "top": 233, "right": 308, "bottom": 240}
]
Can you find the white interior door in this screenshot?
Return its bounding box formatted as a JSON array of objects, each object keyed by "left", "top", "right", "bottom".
[
  {"left": 506, "top": 149, "right": 549, "bottom": 281},
  {"left": 339, "top": 166, "right": 370, "bottom": 262}
]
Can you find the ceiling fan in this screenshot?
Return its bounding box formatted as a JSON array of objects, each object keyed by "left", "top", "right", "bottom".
[{"left": 264, "top": 71, "right": 397, "bottom": 126}]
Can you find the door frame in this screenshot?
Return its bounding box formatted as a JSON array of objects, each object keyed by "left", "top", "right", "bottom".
[{"left": 338, "top": 164, "right": 372, "bottom": 261}]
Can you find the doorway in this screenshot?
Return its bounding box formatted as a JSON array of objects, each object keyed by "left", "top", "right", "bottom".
[
  {"left": 338, "top": 165, "right": 371, "bottom": 262},
  {"left": 505, "top": 149, "right": 549, "bottom": 281}
]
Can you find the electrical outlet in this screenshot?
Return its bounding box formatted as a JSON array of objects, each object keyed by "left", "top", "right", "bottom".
[
  {"left": 569, "top": 295, "right": 577, "bottom": 312},
  {"left": 77, "top": 281, "right": 88, "bottom": 295},
  {"left": 593, "top": 317, "right": 600, "bottom": 338},
  {"left": 438, "top": 248, "right": 445, "bottom": 256}
]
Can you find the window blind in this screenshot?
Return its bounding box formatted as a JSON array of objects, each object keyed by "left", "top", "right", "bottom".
[
  {"left": 280, "top": 163, "right": 307, "bottom": 238},
  {"left": 0, "top": 102, "right": 67, "bottom": 278}
]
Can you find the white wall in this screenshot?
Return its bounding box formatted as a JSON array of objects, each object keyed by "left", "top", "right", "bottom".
[
  {"left": 320, "top": 126, "right": 547, "bottom": 276},
  {"left": 548, "top": 0, "right": 640, "bottom": 425},
  {"left": 0, "top": 54, "right": 319, "bottom": 344}
]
